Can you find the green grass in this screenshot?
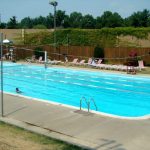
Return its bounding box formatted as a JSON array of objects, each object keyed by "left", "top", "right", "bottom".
[
  {"left": 0, "top": 121, "right": 86, "bottom": 150},
  {"left": 138, "top": 67, "right": 150, "bottom": 75}
]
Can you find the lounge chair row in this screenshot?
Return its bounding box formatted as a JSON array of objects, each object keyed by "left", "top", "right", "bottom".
[
  {"left": 68, "top": 58, "right": 145, "bottom": 71},
  {"left": 26, "top": 56, "right": 145, "bottom": 72}
]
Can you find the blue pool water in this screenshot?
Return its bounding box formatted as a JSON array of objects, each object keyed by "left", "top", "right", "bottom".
[{"left": 1, "top": 62, "right": 150, "bottom": 117}]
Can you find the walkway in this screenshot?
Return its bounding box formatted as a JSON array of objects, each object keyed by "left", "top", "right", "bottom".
[{"left": 0, "top": 94, "right": 150, "bottom": 150}]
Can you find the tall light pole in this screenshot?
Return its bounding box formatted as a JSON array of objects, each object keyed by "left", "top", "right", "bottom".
[
  {"left": 0, "top": 33, "right": 4, "bottom": 117},
  {"left": 49, "top": 1, "right": 58, "bottom": 55}
]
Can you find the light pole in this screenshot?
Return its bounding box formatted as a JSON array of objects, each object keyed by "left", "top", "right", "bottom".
[
  {"left": 49, "top": 1, "right": 58, "bottom": 55},
  {"left": 0, "top": 33, "right": 4, "bottom": 117}
]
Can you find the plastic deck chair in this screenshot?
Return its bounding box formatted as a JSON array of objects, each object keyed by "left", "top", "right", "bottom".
[
  {"left": 70, "top": 58, "right": 78, "bottom": 64},
  {"left": 76, "top": 59, "right": 85, "bottom": 65},
  {"left": 38, "top": 56, "right": 44, "bottom": 63},
  {"left": 87, "top": 58, "right": 92, "bottom": 64},
  {"left": 138, "top": 60, "right": 145, "bottom": 70}
]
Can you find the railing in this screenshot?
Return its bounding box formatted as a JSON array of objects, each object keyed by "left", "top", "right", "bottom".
[
  {"left": 89, "top": 97, "right": 98, "bottom": 111},
  {"left": 80, "top": 96, "right": 90, "bottom": 112},
  {"left": 80, "top": 96, "right": 98, "bottom": 112}
]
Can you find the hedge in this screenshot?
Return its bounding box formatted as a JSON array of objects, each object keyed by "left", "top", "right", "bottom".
[{"left": 22, "top": 27, "right": 150, "bottom": 47}]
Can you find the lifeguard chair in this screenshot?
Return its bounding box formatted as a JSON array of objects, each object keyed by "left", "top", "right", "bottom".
[{"left": 127, "top": 61, "right": 136, "bottom": 75}]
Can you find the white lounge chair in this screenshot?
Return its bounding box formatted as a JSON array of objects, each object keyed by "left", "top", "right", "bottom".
[
  {"left": 70, "top": 58, "right": 78, "bottom": 65},
  {"left": 138, "top": 60, "right": 145, "bottom": 71},
  {"left": 76, "top": 59, "right": 86, "bottom": 65},
  {"left": 26, "top": 55, "right": 36, "bottom": 63}
]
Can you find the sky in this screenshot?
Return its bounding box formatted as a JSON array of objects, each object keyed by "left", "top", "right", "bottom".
[{"left": 0, "top": 0, "right": 150, "bottom": 22}]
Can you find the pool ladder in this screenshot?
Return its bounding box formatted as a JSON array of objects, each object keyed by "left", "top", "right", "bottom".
[{"left": 80, "top": 96, "right": 98, "bottom": 112}]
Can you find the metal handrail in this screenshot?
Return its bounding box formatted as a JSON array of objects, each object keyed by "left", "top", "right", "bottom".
[
  {"left": 80, "top": 96, "right": 90, "bottom": 112},
  {"left": 80, "top": 96, "right": 98, "bottom": 112},
  {"left": 89, "top": 97, "right": 98, "bottom": 111}
]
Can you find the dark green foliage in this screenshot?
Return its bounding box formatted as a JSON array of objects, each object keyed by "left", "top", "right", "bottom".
[
  {"left": 19, "top": 17, "right": 33, "bottom": 29},
  {"left": 96, "top": 11, "right": 124, "bottom": 28},
  {"left": 94, "top": 46, "right": 104, "bottom": 58},
  {"left": 23, "top": 27, "right": 150, "bottom": 47},
  {"left": 34, "top": 47, "right": 44, "bottom": 59},
  {"left": 0, "top": 22, "right": 7, "bottom": 29},
  {"left": 127, "top": 9, "right": 150, "bottom": 27},
  {"left": 33, "top": 24, "right": 47, "bottom": 29},
  {"left": 56, "top": 10, "right": 66, "bottom": 27},
  {"left": 7, "top": 16, "right": 18, "bottom": 29},
  {"left": 69, "top": 12, "right": 83, "bottom": 28},
  {"left": 2, "top": 9, "right": 150, "bottom": 29},
  {"left": 81, "top": 14, "right": 96, "bottom": 29}
]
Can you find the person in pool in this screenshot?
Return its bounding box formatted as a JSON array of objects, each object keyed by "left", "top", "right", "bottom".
[{"left": 16, "top": 88, "right": 22, "bottom": 93}]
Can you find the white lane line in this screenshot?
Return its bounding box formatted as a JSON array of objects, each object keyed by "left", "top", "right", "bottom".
[
  {"left": 105, "top": 82, "right": 115, "bottom": 84},
  {"left": 77, "top": 78, "right": 85, "bottom": 81},
  {"left": 73, "top": 83, "right": 83, "bottom": 85},
  {"left": 34, "top": 77, "right": 41, "bottom": 79},
  {"left": 47, "top": 79, "right": 54, "bottom": 81},
  {"left": 65, "top": 77, "right": 71, "bottom": 78},
  {"left": 87, "top": 85, "right": 99, "bottom": 88},
  {"left": 105, "top": 87, "right": 117, "bottom": 91},
  {"left": 90, "top": 80, "right": 99, "bottom": 82},
  {"left": 119, "top": 79, "right": 127, "bottom": 82},
  {"left": 122, "top": 84, "right": 133, "bottom": 87},
  {"left": 59, "top": 81, "right": 67, "bottom": 83},
  {"left": 25, "top": 76, "right": 31, "bottom": 78}
]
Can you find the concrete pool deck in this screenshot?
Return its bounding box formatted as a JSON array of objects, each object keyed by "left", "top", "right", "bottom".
[{"left": 0, "top": 94, "right": 150, "bottom": 150}]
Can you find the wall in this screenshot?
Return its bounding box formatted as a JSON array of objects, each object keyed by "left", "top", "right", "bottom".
[{"left": 13, "top": 45, "right": 150, "bottom": 65}]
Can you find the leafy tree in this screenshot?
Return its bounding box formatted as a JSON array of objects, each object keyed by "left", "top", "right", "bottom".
[
  {"left": 81, "top": 14, "right": 95, "bottom": 29},
  {"left": 127, "top": 9, "right": 150, "bottom": 27},
  {"left": 94, "top": 46, "right": 104, "bottom": 58},
  {"left": 97, "top": 11, "right": 123, "bottom": 28},
  {"left": 56, "top": 10, "right": 66, "bottom": 27},
  {"left": 2, "top": 9, "right": 150, "bottom": 29},
  {"left": 63, "top": 15, "right": 70, "bottom": 28},
  {"left": 33, "top": 24, "right": 47, "bottom": 29},
  {"left": 95, "top": 16, "right": 102, "bottom": 28},
  {"left": 69, "top": 12, "right": 83, "bottom": 28},
  {"left": 32, "top": 16, "right": 47, "bottom": 27},
  {"left": 140, "top": 9, "right": 150, "bottom": 27},
  {"left": 7, "top": 16, "right": 18, "bottom": 29},
  {"left": 45, "top": 13, "right": 53, "bottom": 28},
  {"left": 34, "top": 47, "right": 44, "bottom": 59},
  {"left": 110, "top": 12, "right": 124, "bottom": 27},
  {"left": 0, "top": 22, "right": 7, "bottom": 29},
  {"left": 20, "top": 17, "right": 33, "bottom": 28}
]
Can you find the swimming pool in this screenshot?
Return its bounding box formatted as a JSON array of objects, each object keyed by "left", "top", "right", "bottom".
[{"left": 1, "top": 62, "right": 150, "bottom": 118}]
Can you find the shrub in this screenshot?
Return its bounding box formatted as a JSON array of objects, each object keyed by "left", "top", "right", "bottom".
[
  {"left": 94, "top": 46, "right": 104, "bottom": 59},
  {"left": 34, "top": 47, "right": 44, "bottom": 59}
]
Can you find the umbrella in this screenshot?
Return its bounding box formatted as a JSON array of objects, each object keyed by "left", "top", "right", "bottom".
[{"left": 3, "top": 39, "right": 13, "bottom": 44}]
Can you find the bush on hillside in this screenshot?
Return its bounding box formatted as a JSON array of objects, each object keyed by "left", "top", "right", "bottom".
[
  {"left": 94, "top": 46, "right": 104, "bottom": 59},
  {"left": 34, "top": 47, "right": 44, "bottom": 59}
]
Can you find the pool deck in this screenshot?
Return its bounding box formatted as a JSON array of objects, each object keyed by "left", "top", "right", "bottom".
[{"left": 0, "top": 94, "right": 150, "bottom": 150}]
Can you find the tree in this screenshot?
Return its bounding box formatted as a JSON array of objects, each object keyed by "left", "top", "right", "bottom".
[
  {"left": 34, "top": 47, "right": 44, "bottom": 59},
  {"left": 32, "top": 16, "right": 47, "bottom": 27},
  {"left": 33, "top": 24, "right": 47, "bottom": 29},
  {"left": 45, "top": 13, "right": 53, "bottom": 28},
  {"left": 127, "top": 9, "right": 150, "bottom": 27},
  {"left": 62, "top": 15, "right": 70, "bottom": 28},
  {"left": 56, "top": 10, "right": 66, "bottom": 27},
  {"left": 69, "top": 12, "right": 83, "bottom": 28},
  {"left": 95, "top": 16, "right": 102, "bottom": 28},
  {"left": 0, "top": 22, "right": 7, "bottom": 29},
  {"left": 7, "top": 16, "right": 18, "bottom": 29},
  {"left": 94, "top": 46, "right": 104, "bottom": 59},
  {"left": 140, "top": 9, "right": 150, "bottom": 27},
  {"left": 20, "top": 17, "right": 33, "bottom": 28},
  {"left": 81, "top": 14, "right": 95, "bottom": 29},
  {"left": 96, "top": 11, "right": 124, "bottom": 28}
]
